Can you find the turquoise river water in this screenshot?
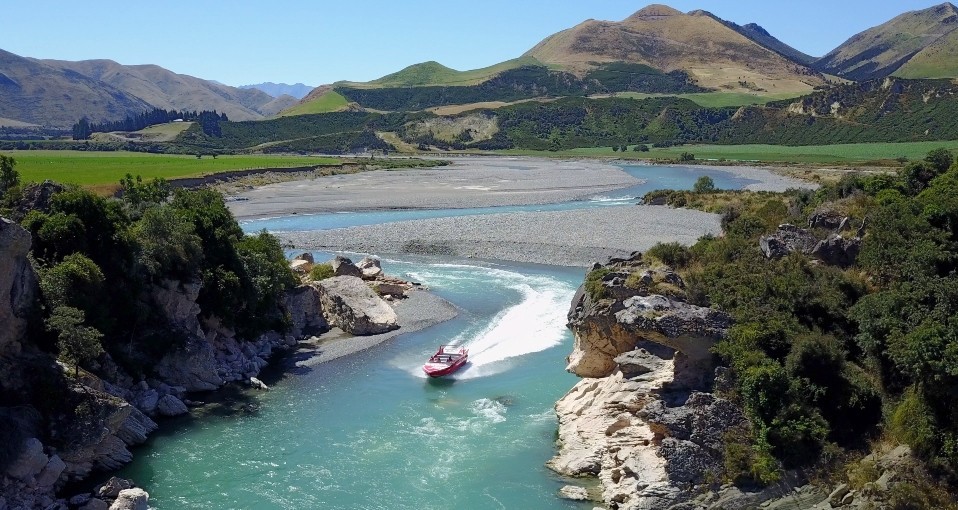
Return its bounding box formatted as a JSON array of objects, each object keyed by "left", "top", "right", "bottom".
[{"left": 116, "top": 165, "right": 756, "bottom": 509}]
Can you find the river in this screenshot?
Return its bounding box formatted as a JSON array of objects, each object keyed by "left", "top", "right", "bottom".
[{"left": 115, "top": 164, "right": 757, "bottom": 509}]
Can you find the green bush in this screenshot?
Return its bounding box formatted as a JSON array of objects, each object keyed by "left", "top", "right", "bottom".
[
  {"left": 584, "top": 267, "right": 611, "bottom": 300},
  {"left": 693, "top": 175, "right": 715, "bottom": 193},
  {"left": 310, "top": 263, "right": 334, "bottom": 281},
  {"left": 645, "top": 242, "right": 692, "bottom": 268}
]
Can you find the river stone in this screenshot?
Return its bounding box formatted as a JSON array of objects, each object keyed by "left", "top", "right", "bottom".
[
  {"left": 357, "top": 256, "right": 383, "bottom": 279},
  {"left": 316, "top": 276, "right": 399, "bottom": 335},
  {"left": 559, "top": 485, "right": 589, "bottom": 501},
  {"left": 292, "top": 252, "right": 314, "bottom": 264},
  {"left": 97, "top": 477, "right": 133, "bottom": 499},
  {"left": 35, "top": 454, "right": 66, "bottom": 487},
  {"left": 109, "top": 488, "right": 149, "bottom": 510},
  {"left": 330, "top": 255, "right": 363, "bottom": 278},
  {"left": 156, "top": 394, "right": 189, "bottom": 417}
]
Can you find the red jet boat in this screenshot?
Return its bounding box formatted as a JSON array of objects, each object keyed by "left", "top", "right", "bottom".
[{"left": 423, "top": 345, "right": 468, "bottom": 377}]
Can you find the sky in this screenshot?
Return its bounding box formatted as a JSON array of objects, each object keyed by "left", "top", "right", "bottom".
[{"left": 1, "top": 1, "right": 947, "bottom": 87}]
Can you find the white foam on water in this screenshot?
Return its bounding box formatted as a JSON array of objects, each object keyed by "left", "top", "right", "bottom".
[{"left": 589, "top": 195, "right": 636, "bottom": 203}]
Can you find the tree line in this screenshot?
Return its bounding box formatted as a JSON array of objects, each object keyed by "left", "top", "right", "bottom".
[{"left": 72, "top": 108, "right": 229, "bottom": 140}]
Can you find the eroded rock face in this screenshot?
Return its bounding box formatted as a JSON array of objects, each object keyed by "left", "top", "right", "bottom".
[
  {"left": 0, "top": 217, "right": 38, "bottom": 356},
  {"left": 552, "top": 257, "right": 745, "bottom": 510},
  {"left": 316, "top": 276, "right": 399, "bottom": 335},
  {"left": 566, "top": 264, "right": 731, "bottom": 382},
  {"left": 284, "top": 284, "right": 329, "bottom": 338}
]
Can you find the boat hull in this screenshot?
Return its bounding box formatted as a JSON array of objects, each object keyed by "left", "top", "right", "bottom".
[{"left": 422, "top": 356, "right": 468, "bottom": 377}]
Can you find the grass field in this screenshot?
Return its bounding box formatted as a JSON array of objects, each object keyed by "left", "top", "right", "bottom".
[
  {"left": 607, "top": 91, "right": 803, "bottom": 108},
  {"left": 6, "top": 151, "right": 341, "bottom": 187},
  {"left": 494, "top": 140, "right": 958, "bottom": 164},
  {"left": 279, "top": 91, "right": 349, "bottom": 116}
]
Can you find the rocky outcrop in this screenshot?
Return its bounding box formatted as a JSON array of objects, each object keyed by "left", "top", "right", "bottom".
[
  {"left": 760, "top": 223, "right": 862, "bottom": 267},
  {"left": 108, "top": 488, "right": 149, "bottom": 510},
  {"left": 551, "top": 256, "right": 744, "bottom": 509},
  {"left": 10, "top": 181, "right": 64, "bottom": 220},
  {"left": 0, "top": 217, "right": 38, "bottom": 356},
  {"left": 812, "top": 233, "right": 862, "bottom": 268},
  {"left": 356, "top": 256, "right": 383, "bottom": 280},
  {"left": 316, "top": 276, "right": 399, "bottom": 335},
  {"left": 759, "top": 223, "right": 818, "bottom": 259}
]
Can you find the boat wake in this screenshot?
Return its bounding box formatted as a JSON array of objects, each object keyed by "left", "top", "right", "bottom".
[{"left": 399, "top": 263, "right": 576, "bottom": 379}]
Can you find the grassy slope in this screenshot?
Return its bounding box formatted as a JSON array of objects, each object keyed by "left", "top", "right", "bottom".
[
  {"left": 894, "top": 30, "right": 958, "bottom": 78},
  {"left": 493, "top": 140, "right": 958, "bottom": 164},
  {"left": 279, "top": 90, "right": 349, "bottom": 116},
  {"left": 9, "top": 151, "right": 340, "bottom": 186},
  {"left": 338, "top": 56, "right": 541, "bottom": 89}
]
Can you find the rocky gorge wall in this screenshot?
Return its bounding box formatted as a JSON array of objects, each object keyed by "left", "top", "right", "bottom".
[{"left": 0, "top": 218, "right": 404, "bottom": 509}]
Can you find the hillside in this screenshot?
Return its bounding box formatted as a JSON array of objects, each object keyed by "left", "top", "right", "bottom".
[
  {"left": 689, "top": 10, "right": 816, "bottom": 65},
  {"left": 0, "top": 49, "right": 152, "bottom": 128},
  {"left": 815, "top": 2, "right": 958, "bottom": 80},
  {"left": 339, "top": 57, "right": 542, "bottom": 89},
  {"left": 40, "top": 59, "right": 279, "bottom": 121},
  {"left": 239, "top": 82, "right": 314, "bottom": 99},
  {"left": 523, "top": 4, "right": 825, "bottom": 94}
]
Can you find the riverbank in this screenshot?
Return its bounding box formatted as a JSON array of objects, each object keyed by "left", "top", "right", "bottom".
[{"left": 291, "top": 289, "right": 459, "bottom": 367}]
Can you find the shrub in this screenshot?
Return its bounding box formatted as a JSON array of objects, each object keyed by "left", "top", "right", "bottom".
[
  {"left": 693, "top": 175, "right": 715, "bottom": 193},
  {"left": 310, "top": 263, "right": 334, "bottom": 281},
  {"left": 584, "top": 267, "right": 611, "bottom": 300},
  {"left": 645, "top": 242, "right": 692, "bottom": 268}
]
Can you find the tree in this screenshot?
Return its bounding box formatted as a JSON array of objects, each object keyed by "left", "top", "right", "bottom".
[
  {"left": 925, "top": 148, "right": 954, "bottom": 174},
  {"left": 680, "top": 152, "right": 696, "bottom": 162},
  {"left": 131, "top": 205, "right": 203, "bottom": 279},
  {"left": 693, "top": 175, "right": 716, "bottom": 193},
  {"left": 46, "top": 306, "right": 103, "bottom": 376},
  {"left": 0, "top": 154, "right": 18, "bottom": 193}
]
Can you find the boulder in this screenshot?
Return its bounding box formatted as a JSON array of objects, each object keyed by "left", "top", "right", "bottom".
[
  {"left": 284, "top": 284, "right": 328, "bottom": 338},
  {"left": 330, "top": 255, "right": 363, "bottom": 278},
  {"left": 811, "top": 234, "right": 861, "bottom": 268},
  {"left": 35, "top": 454, "right": 66, "bottom": 488},
  {"left": 156, "top": 395, "right": 188, "bottom": 417},
  {"left": 289, "top": 259, "right": 311, "bottom": 274},
  {"left": 808, "top": 209, "right": 846, "bottom": 230},
  {"left": 292, "top": 252, "right": 315, "bottom": 264},
  {"left": 357, "top": 256, "right": 383, "bottom": 279},
  {"left": 109, "top": 488, "right": 149, "bottom": 510},
  {"left": 116, "top": 407, "right": 158, "bottom": 445},
  {"left": 316, "top": 276, "right": 399, "bottom": 335},
  {"left": 759, "top": 224, "right": 818, "bottom": 259},
  {"left": 97, "top": 477, "right": 133, "bottom": 499},
  {"left": 5, "top": 437, "right": 48, "bottom": 482},
  {"left": 0, "top": 217, "right": 38, "bottom": 355},
  {"left": 559, "top": 485, "right": 589, "bottom": 501}
]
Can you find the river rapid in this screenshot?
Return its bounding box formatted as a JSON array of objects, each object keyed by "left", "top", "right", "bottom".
[{"left": 115, "top": 164, "right": 758, "bottom": 509}]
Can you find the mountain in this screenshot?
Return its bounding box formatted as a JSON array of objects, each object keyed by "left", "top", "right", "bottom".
[
  {"left": 0, "top": 48, "right": 287, "bottom": 128},
  {"left": 815, "top": 2, "right": 958, "bottom": 80},
  {"left": 338, "top": 57, "right": 541, "bottom": 89},
  {"left": 522, "top": 4, "right": 825, "bottom": 93},
  {"left": 40, "top": 59, "right": 279, "bottom": 121},
  {"left": 239, "top": 82, "right": 314, "bottom": 99},
  {"left": 689, "top": 10, "right": 815, "bottom": 65},
  {"left": 0, "top": 49, "right": 152, "bottom": 128}
]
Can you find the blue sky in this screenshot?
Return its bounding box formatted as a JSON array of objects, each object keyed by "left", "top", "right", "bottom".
[{"left": 1, "top": 1, "right": 946, "bottom": 86}]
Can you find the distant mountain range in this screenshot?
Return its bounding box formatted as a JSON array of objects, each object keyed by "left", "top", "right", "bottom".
[
  {"left": 0, "top": 51, "right": 298, "bottom": 128},
  {"left": 2, "top": 2, "right": 958, "bottom": 129},
  {"left": 239, "top": 82, "right": 314, "bottom": 99}
]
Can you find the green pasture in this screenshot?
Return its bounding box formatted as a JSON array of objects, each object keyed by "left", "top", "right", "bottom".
[
  {"left": 496, "top": 140, "right": 958, "bottom": 164},
  {"left": 5, "top": 151, "right": 341, "bottom": 187}
]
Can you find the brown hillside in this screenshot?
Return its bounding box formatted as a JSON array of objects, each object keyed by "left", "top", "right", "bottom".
[
  {"left": 40, "top": 59, "right": 277, "bottom": 121},
  {"left": 523, "top": 4, "right": 824, "bottom": 93},
  {"left": 0, "top": 49, "right": 152, "bottom": 128}
]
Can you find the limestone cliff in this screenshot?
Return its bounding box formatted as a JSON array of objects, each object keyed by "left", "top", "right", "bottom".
[
  {"left": 0, "top": 217, "right": 38, "bottom": 356},
  {"left": 550, "top": 254, "right": 746, "bottom": 509}
]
